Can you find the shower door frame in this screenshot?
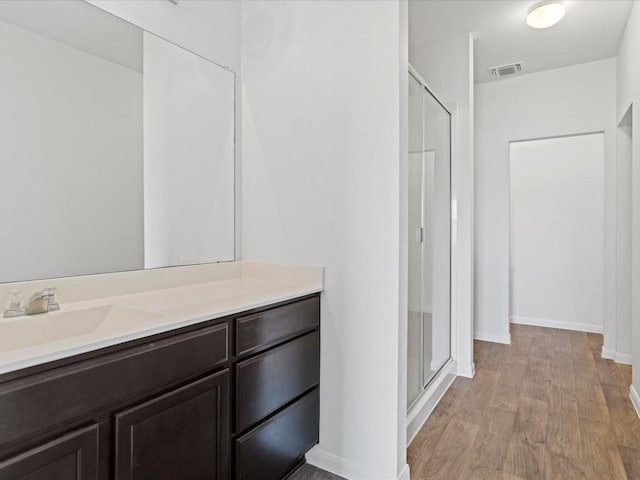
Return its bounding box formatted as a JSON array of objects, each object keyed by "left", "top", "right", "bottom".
[{"left": 407, "top": 64, "right": 453, "bottom": 411}]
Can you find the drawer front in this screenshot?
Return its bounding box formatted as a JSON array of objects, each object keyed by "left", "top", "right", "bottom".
[
  {"left": 0, "top": 322, "right": 228, "bottom": 448},
  {"left": 235, "top": 296, "right": 319, "bottom": 357},
  {"left": 236, "top": 332, "right": 319, "bottom": 433},
  {"left": 235, "top": 388, "right": 319, "bottom": 480}
]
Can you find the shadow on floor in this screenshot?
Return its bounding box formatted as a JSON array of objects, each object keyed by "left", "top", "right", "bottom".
[{"left": 288, "top": 464, "right": 345, "bottom": 480}]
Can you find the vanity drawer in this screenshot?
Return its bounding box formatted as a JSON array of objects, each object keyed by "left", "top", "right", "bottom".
[
  {"left": 235, "top": 296, "right": 319, "bottom": 357},
  {"left": 0, "top": 322, "right": 228, "bottom": 447},
  {"left": 236, "top": 331, "right": 319, "bottom": 433},
  {"left": 235, "top": 387, "right": 319, "bottom": 480}
]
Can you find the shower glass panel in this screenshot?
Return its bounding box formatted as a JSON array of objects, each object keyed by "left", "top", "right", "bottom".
[{"left": 407, "top": 70, "right": 451, "bottom": 409}]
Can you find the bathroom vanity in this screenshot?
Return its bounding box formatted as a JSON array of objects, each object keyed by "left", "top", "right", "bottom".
[{"left": 0, "top": 271, "right": 322, "bottom": 480}]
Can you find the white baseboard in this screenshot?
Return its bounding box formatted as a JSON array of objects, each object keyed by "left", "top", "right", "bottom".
[
  {"left": 630, "top": 385, "right": 640, "bottom": 419},
  {"left": 601, "top": 346, "right": 616, "bottom": 360},
  {"left": 397, "top": 464, "right": 410, "bottom": 480},
  {"left": 457, "top": 361, "right": 475, "bottom": 378},
  {"left": 510, "top": 315, "right": 603, "bottom": 334},
  {"left": 600, "top": 345, "right": 632, "bottom": 365},
  {"left": 407, "top": 359, "right": 457, "bottom": 444},
  {"left": 615, "top": 352, "right": 633, "bottom": 365},
  {"left": 307, "top": 447, "right": 395, "bottom": 480},
  {"left": 601, "top": 346, "right": 632, "bottom": 365},
  {"left": 474, "top": 330, "right": 511, "bottom": 344}
]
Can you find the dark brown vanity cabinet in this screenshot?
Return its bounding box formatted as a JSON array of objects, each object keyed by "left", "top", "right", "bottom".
[
  {"left": 234, "top": 296, "right": 320, "bottom": 480},
  {"left": 0, "top": 293, "right": 320, "bottom": 480}
]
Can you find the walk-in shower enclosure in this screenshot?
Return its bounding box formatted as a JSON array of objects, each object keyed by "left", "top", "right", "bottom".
[{"left": 407, "top": 68, "right": 452, "bottom": 409}]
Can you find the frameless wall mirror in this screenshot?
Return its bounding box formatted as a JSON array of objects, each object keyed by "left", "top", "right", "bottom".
[{"left": 0, "top": 0, "right": 235, "bottom": 284}]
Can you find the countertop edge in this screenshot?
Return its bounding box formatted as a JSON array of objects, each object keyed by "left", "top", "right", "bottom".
[{"left": 0, "top": 282, "right": 323, "bottom": 376}]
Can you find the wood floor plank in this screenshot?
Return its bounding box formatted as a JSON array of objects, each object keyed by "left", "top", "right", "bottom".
[
  {"left": 455, "top": 369, "right": 501, "bottom": 425},
  {"left": 460, "top": 406, "right": 517, "bottom": 479},
  {"left": 578, "top": 418, "right": 627, "bottom": 479},
  {"left": 421, "top": 418, "right": 479, "bottom": 480},
  {"left": 438, "top": 376, "right": 472, "bottom": 408},
  {"left": 515, "top": 396, "right": 547, "bottom": 444},
  {"left": 521, "top": 379, "right": 549, "bottom": 402},
  {"left": 503, "top": 396, "right": 547, "bottom": 480},
  {"left": 595, "top": 356, "right": 627, "bottom": 387},
  {"left": 552, "top": 331, "right": 572, "bottom": 353},
  {"left": 527, "top": 357, "right": 551, "bottom": 383},
  {"left": 577, "top": 397, "right": 610, "bottom": 422},
  {"left": 544, "top": 448, "right": 586, "bottom": 480},
  {"left": 503, "top": 436, "right": 545, "bottom": 480},
  {"left": 602, "top": 383, "right": 640, "bottom": 448},
  {"left": 489, "top": 362, "right": 526, "bottom": 412},
  {"left": 549, "top": 359, "right": 576, "bottom": 389},
  {"left": 620, "top": 446, "right": 640, "bottom": 479},
  {"left": 546, "top": 386, "right": 581, "bottom": 462},
  {"left": 407, "top": 403, "right": 455, "bottom": 477},
  {"left": 573, "top": 375, "right": 606, "bottom": 405}
]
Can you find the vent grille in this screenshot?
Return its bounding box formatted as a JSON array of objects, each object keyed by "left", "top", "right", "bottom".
[{"left": 489, "top": 62, "right": 524, "bottom": 78}]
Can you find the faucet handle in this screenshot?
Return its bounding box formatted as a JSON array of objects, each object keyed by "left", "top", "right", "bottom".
[
  {"left": 46, "top": 287, "right": 60, "bottom": 312},
  {"left": 3, "top": 290, "right": 26, "bottom": 318}
]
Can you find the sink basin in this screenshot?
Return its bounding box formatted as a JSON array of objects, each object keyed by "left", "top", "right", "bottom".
[{"left": 0, "top": 305, "right": 162, "bottom": 354}]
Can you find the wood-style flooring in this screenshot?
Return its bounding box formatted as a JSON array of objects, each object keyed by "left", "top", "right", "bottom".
[{"left": 408, "top": 324, "right": 640, "bottom": 479}]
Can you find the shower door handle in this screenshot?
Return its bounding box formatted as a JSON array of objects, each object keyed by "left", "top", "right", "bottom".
[{"left": 415, "top": 227, "right": 424, "bottom": 244}]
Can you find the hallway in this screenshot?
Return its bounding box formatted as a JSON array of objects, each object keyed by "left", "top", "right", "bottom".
[{"left": 408, "top": 324, "right": 640, "bottom": 479}]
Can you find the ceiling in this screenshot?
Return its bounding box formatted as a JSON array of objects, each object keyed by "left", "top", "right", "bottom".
[{"left": 409, "top": 0, "right": 634, "bottom": 83}]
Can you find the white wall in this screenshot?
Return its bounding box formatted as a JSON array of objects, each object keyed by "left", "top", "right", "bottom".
[
  {"left": 143, "top": 31, "right": 235, "bottom": 267},
  {"left": 616, "top": 1, "right": 640, "bottom": 410},
  {"left": 475, "top": 58, "right": 617, "bottom": 344},
  {"left": 410, "top": 33, "right": 475, "bottom": 377},
  {"left": 0, "top": 17, "right": 143, "bottom": 283},
  {"left": 510, "top": 134, "right": 605, "bottom": 332},
  {"left": 241, "top": 2, "right": 408, "bottom": 478}
]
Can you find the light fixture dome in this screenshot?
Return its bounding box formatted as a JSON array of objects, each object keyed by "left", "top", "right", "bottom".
[{"left": 526, "top": 1, "right": 566, "bottom": 29}]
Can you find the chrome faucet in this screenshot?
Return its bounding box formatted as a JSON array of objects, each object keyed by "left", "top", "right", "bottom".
[{"left": 26, "top": 288, "right": 60, "bottom": 315}]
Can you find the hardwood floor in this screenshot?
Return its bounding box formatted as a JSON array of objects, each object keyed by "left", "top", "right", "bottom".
[{"left": 408, "top": 324, "right": 640, "bottom": 479}]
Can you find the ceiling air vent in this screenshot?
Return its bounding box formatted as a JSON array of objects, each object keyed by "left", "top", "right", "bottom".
[{"left": 489, "top": 62, "right": 524, "bottom": 78}]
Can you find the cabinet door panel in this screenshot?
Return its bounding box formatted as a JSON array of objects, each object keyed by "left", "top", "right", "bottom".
[
  {"left": 0, "top": 424, "right": 98, "bottom": 480},
  {"left": 115, "top": 371, "right": 229, "bottom": 480}
]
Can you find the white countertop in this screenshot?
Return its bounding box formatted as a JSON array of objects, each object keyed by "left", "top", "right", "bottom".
[{"left": 0, "top": 263, "right": 323, "bottom": 375}]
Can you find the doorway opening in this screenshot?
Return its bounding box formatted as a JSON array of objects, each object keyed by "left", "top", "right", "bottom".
[{"left": 509, "top": 133, "right": 605, "bottom": 333}]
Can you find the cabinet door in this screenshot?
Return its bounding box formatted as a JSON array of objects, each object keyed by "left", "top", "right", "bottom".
[
  {"left": 0, "top": 424, "right": 99, "bottom": 480},
  {"left": 114, "top": 370, "right": 229, "bottom": 480}
]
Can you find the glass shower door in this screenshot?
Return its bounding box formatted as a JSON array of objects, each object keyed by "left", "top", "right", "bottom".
[{"left": 407, "top": 70, "right": 451, "bottom": 409}]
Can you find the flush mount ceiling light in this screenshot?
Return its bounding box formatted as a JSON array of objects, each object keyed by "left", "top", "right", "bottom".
[{"left": 526, "top": 1, "right": 566, "bottom": 29}]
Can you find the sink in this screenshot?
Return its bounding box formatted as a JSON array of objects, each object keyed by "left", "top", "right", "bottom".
[{"left": 0, "top": 305, "right": 162, "bottom": 354}]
